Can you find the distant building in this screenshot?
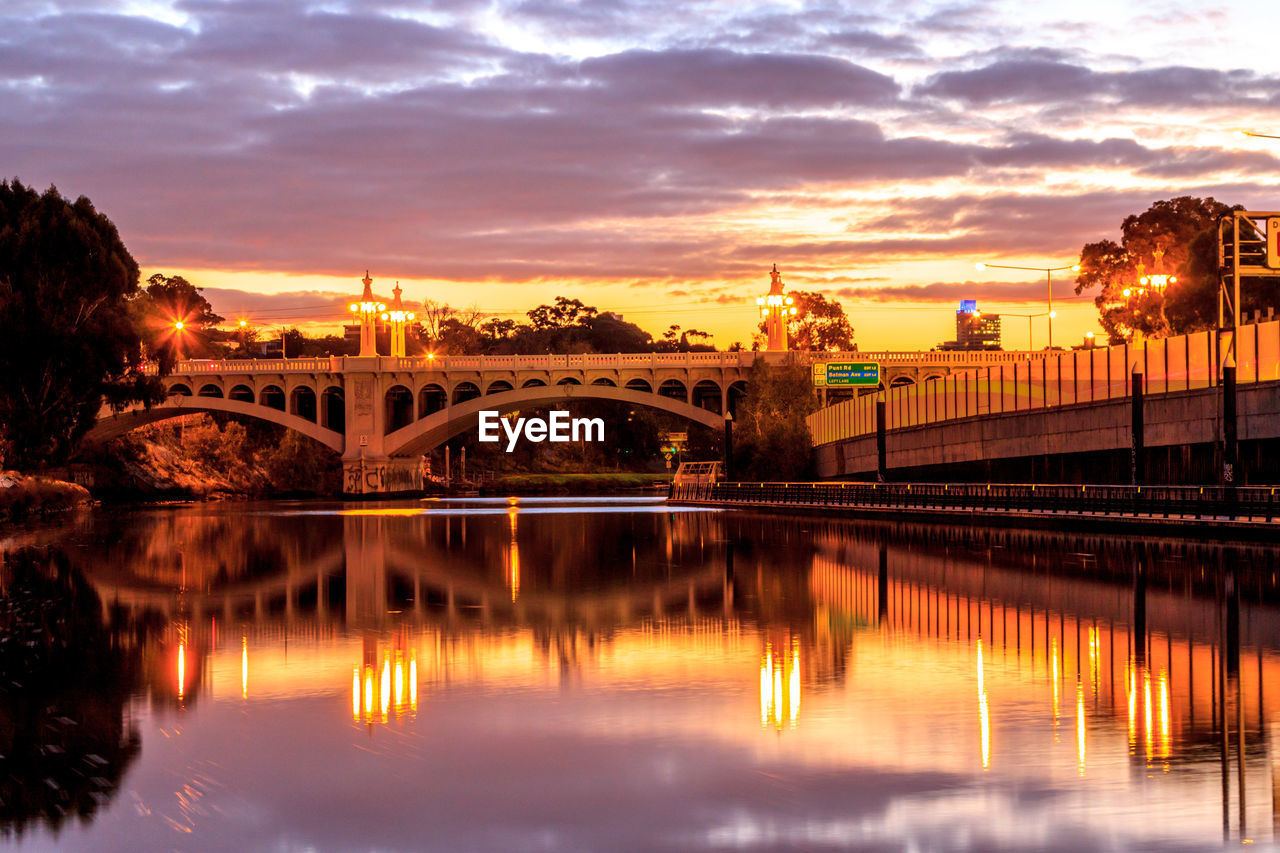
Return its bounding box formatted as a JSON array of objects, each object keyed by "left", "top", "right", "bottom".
[{"left": 937, "top": 301, "right": 1001, "bottom": 350}]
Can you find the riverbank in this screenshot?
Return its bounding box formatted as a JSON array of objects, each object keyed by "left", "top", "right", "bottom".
[
  {"left": 479, "top": 472, "right": 671, "bottom": 494},
  {"left": 0, "top": 473, "right": 92, "bottom": 521}
]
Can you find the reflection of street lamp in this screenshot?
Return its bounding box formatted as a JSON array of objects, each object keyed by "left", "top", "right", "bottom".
[{"left": 974, "top": 261, "right": 1080, "bottom": 349}]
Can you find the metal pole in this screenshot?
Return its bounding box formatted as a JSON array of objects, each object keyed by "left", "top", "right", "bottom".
[
  {"left": 1047, "top": 269, "right": 1054, "bottom": 350},
  {"left": 723, "top": 412, "right": 734, "bottom": 482},
  {"left": 1224, "top": 363, "right": 1238, "bottom": 486},
  {"left": 1131, "top": 367, "right": 1144, "bottom": 486},
  {"left": 875, "top": 399, "right": 887, "bottom": 483}
]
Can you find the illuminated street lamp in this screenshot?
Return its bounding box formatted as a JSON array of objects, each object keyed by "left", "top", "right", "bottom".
[
  {"left": 974, "top": 261, "right": 1079, "bottom": 349},
  {"left": 348, "top": 271, "right": 386, "bottom": 358},
  {"left": 756, "top": 264, "right": 797, "bottom": 352},
  {"left": 379, "top": 283, "right": 417, "bottom": 358}
]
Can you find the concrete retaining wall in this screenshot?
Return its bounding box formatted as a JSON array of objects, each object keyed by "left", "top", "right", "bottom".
[{"left": 815, "top": 380, "right": 1280, "bottom": 484}]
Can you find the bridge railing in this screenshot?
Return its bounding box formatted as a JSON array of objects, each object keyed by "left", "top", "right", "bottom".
[
  {"left": 153, "top": 348, "right": 1051, "bottom": 378},
  {"left": 808, "top": 321, "right": 1280, "bottom": 446},
  {"left": 670, "top": 480, "right": 1279, "bottom": 520}
]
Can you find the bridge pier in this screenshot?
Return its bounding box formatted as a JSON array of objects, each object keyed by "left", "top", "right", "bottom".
[{"left": 340, "top": 359, "right": 426, "bottom": 495}]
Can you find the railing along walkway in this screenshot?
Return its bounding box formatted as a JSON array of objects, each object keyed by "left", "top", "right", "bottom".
[{"left": 670, "top": 481, "right": 1280, "bottom": 527}]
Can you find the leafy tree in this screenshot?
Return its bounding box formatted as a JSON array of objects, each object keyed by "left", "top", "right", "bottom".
[
  {"left": 581, "top": 312, "right": 653, "bottom": 353},
  {"left": 527, "top": 296, "right": 597, "bottom": 331},
  {"left": 480, "top": 318, "right": 518, "bottom": 342},
  {"left": 757, "top": 290, "right": 856, "bottom": 350},
  {"left": 0, "top": 180, "right": 162, "bottom": 469},
  {"left": 731, "top": 357, "right": 818, "bottom": 481},
  {"left": 1074, "top": 196, "right": 1237, "bottom": 342}
]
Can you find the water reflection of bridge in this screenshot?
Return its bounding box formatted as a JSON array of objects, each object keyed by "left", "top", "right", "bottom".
[
  {"left": 86, "top": 509, "right": 736, "bottom": 631},
  {"left": 808, "top": 527, "right": 1280, "bottom": 840},
  {"left": 46, "top": 505, "right": 1280, "bottom": 842}
]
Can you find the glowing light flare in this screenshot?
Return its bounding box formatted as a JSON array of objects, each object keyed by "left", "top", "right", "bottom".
[
  {"left": 760, "top": 645, "right": 772, "bottom": 726},
  {"left": 410, "top": 653, "right": 418, "bottom": 712},
  {"left": 1127, "top": 665, "right": 1137, "bottom": 749},
  {"left": 1088, "top": 627, "right": 1098, "bottom": 685},
  {"left": 508, "top": 505, "right": 520, "bottom": 602},
  {"left": 381, "top": 658, "right": 391, "bottom": 719},
  {"left": 773, "top": 663, "right": 783, "bottom": 727},
  {"left": 364, "top": 667, "right": 373, "bottom": 717},
  {"left": 1143, "top": 669, "right": 1154, "bottom": 762},
  {"left": 1051, "top": 639, "right": 1060, "bottom": 725},
  {"left": 1159, "top": 671, "right": 1171, "bottom": 761},
  {"left": 238, "top": 319, "right": 247, "bottom": 328},
  {"left": 174, "top": 321, "right": 185, "bottom": 331},
  {"left": 759, "top": 641, "right": 801, "bottom": 730},
  {"left": 241, "top": 637, "right": 248, "bottom": 699},
  {"left": 177, "top": 642, "right": 186, "bottom": 700},
  {"left": 394, "top": 654, "right": 405, "bottom": 707},
  {"left": 977, "top": 640, "right": 989, "bottom": 770},
  {"left": 1076, "top": 685, "right": 1086, "bottom": 776},
  {"left": 788, "top": 638, "right": 801, "bottom": 728}
]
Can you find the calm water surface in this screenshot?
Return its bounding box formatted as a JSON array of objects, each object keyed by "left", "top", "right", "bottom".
[{"left": 2, "top": 496, "right": 1279, "bottom": 851}]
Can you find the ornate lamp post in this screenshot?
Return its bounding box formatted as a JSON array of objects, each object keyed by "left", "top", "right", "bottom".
[
  {"left": 348, "top": 271, "right": 386, "bottom": 358},
  {"left": 756, "top": 264, "right": 796, "bottom": 352},
  {"left": 379, "top": 283, "right": 416, "bottom": 358}
]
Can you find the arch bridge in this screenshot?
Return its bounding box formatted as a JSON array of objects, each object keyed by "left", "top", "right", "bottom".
[{"left": 88, "top": 349, "right": 1047, "bottom": 495}]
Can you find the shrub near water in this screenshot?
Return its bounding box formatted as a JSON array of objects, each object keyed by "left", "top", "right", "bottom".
[{"left": 0, "top": 474, "right": 90, "bottom": 520}]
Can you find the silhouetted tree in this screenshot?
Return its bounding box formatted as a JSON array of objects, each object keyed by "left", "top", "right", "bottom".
[
  {"left": 0, "top": 180, "right": 162, "bottom": 469},
  {"left": 135, "top": 273, "right": 224, "bottom": 369},
  {"left": 1073, "top": 196, "right": 1249, "bottom": 342},
  {"left": 732, "top": 357, "right": 817, "bottom": 480}
]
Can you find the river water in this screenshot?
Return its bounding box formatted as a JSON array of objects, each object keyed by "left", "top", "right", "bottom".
[{"left": 1, "top": 496, "right": 1278, "bottom": 851}]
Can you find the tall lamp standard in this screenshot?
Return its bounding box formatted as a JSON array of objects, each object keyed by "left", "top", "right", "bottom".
[
  {"left": 1000, "top": 311, "right": 1052, "bottom": 351},
  {"left": 974, "top": 262, "right": 1080, "bottom": 349}
]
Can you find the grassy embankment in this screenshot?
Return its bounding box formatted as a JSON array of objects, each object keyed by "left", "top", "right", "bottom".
[
  {"left": 479, "top": 472, "right": 671, "bottom": 494},
  {"left": 0, "top": 473, "right": 92, "bottom": 521}
]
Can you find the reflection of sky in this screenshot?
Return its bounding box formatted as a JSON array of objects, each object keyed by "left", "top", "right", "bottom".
[{"left": 8, "top": 619, "right": 1263, "bottom": 852}]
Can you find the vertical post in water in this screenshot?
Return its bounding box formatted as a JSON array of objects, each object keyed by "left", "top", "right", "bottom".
[{"left": 876, "top": 399, "right": 887, "bottom": 483}]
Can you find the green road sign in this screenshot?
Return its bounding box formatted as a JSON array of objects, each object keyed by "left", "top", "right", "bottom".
[{"left": 813, "top": 362, "right": 880, "bottom": 387}]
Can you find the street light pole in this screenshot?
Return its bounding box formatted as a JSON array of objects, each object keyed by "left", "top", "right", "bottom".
[
  {"left": 1000, "top": 311, "right": 1051, "bottom": 351},
  {"left": 975, "top": 261, "right": 1079, "bottom": 349}
]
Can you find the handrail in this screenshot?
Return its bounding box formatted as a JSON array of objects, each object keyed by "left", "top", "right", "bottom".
[{"left": 147, "top": 348, "right": 1053, "bottom": 377}]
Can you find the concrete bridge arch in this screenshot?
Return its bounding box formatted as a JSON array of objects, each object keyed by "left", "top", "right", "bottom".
[
  {"left": 86, "top": 394, "right": 344, "bottom": 453},
  {"left": 383, "top": 382, "right": 724, "bottom": 457}
]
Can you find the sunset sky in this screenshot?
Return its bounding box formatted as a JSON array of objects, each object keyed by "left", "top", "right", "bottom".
[{"left": 6, "top": 0, "right": 1280, "bottom": 350}]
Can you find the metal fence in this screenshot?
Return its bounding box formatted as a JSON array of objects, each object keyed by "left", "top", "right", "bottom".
[
  {"left": 807, "top": 321, "right": 1280, "bottom": 446},
  {"left": 670, "top": 480, "right": 1280, "bottom": 520}
]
